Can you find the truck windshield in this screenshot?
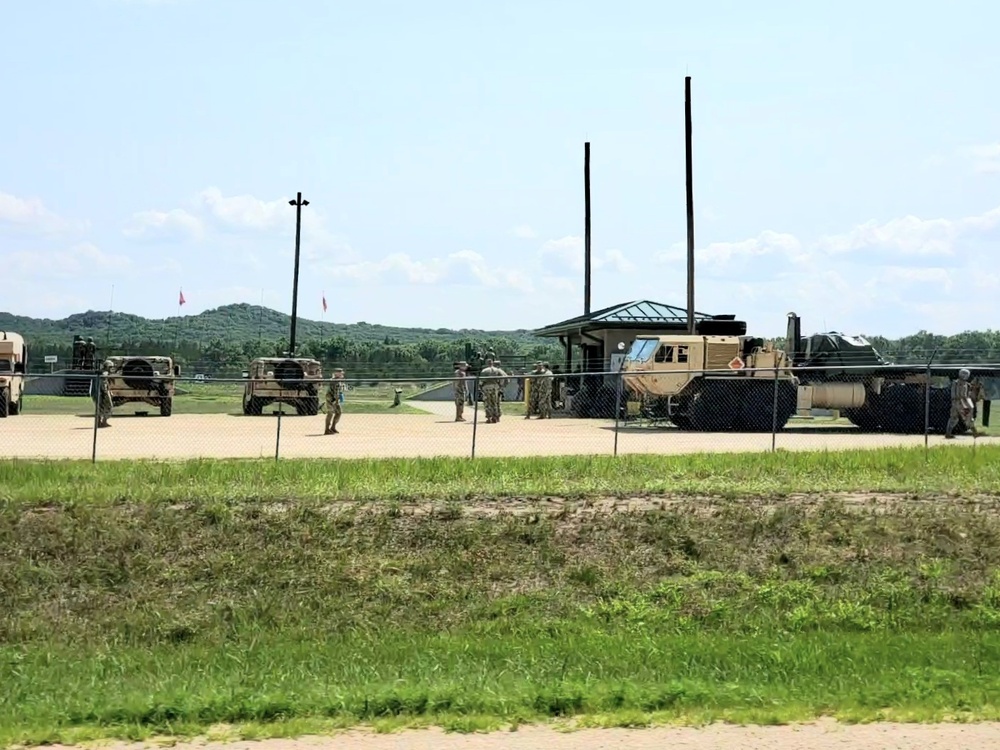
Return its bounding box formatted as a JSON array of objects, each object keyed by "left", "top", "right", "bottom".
[
  {"left": 0, "top": 360, "right": 11, "bottom": 373},
  {"left": 626, "top": 339, "right": 657, "bottom": 362}
]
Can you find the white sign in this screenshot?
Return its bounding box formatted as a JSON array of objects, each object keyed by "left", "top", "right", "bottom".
[{"left": 44, "top": 355, "right": 58, "bottom": 364}]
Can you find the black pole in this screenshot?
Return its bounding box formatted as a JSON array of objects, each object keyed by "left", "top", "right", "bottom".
[
  {"left": 684, "top": 76, "right": 695, "bottom": 335},
  {"left": 288, "top": 191, "right": 309, "bottom": 356},
  {"left": 584, "top": 142, "right": 592, "bottom": 316}
]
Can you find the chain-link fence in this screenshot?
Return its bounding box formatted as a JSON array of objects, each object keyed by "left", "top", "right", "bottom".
[{"left": 1, "top": 365, "right": 995, "bottom": 462}]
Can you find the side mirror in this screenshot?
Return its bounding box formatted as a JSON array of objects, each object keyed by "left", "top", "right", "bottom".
[
  {"left": 13, "top": 362, "right": 25, "bottom": 374},
  {"left": 173, "top": 365, "right": 181, "bottom": 376}
]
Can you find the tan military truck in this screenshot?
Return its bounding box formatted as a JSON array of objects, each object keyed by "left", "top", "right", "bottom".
[
  {"left": 242, "top": 357, "right": 323, "bottom": 416},
  {"left": 0, "top": 331, "right": 28, "bottom": 418},
  {"left": 102, "top": 355, "right": 180, "bottom": 416}
]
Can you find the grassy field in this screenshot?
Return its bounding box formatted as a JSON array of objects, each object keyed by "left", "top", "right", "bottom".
[
  {"left": 3, "top": 448, "right": 1000, "bottom": 745},
  {"left": 22, "top": 380, "right": 427, "bottom": 416}
]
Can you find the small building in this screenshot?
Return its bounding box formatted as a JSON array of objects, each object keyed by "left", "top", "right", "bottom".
[{"left": 532, "top": 299, "right": 747, "bottom": 376}]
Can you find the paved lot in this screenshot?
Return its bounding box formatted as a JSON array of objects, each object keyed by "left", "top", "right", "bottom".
[
  {"left": 48, "top": 721, "right": 1000, "bottom": 750},
  {"left": 0, "top": 411, "right": 986, "bottom": 460}
]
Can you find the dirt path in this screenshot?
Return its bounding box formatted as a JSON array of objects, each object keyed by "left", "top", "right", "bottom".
[
  {"left": 0, "top": 413, "right": 988, "bottom": 460},
  {"left": 50, "top": 722, "right": 1000, "bottom": 749}
]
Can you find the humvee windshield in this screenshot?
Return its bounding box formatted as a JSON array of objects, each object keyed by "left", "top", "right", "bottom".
[
  {"left": 626, "top": 338, "right": 657, "bottom": 362},
  {"left": 0, "top": 360, "right": 11, "bottom": 373}
]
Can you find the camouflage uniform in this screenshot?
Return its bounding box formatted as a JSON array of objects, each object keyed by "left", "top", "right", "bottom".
[
  {"left": 946, "top": 369, "right": 981, "bottom": 438},
  {"left": 479, "top": 360, "right": 507, "bottom": 423},
  {"left": 453, "top": 361, "right": 468, "bottom": 422},
  {"left": 525, "top": 363, "right": 542, "bottom": 419},
  {"left": 97, "top": 360, "right": 113, "bottom": 427},
  {"left": 324, "top": 369, "right": 345, "bottom": 434},
  {"left": 536, "top": 362, "right": 553, "bottom": 419}
]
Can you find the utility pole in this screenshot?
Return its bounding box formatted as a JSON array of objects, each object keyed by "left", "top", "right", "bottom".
[
  {"left": 684, "top": 76, "right": 696, "bottom": 335},
  {"left": 288, "top": 191, "right": 309, "bottom": 355}
]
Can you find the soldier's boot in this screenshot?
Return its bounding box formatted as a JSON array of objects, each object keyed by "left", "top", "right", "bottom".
[{"left": 332, "top": 414, "right": 341, "bottom": 434}]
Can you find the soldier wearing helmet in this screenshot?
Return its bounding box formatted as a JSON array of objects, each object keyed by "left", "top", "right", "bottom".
[
  {"left": 96, "top": 359, "right": 114, "bottom": 428},
  {"left": 946, "top": 368, "right": 982, "bottom": 439}
]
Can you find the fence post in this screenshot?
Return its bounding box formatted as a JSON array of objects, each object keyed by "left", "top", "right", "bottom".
[
  {"left": 613, "top": 370, "right": 623, "bottom": 457},
  {"left": 90, "top": 373, "right": 100, "bottom": 463},
  {"left": 923, "top": 349, "right": 938, "bottom": 460},
  {"left": 471, "top": 374, "right": 480, "bottom": 459},
  {"left": 274, "top": 387, "right": 284, "bottom": 461},
  {"left": 770, "top": 365, "right": 779, "bottom": 453}
]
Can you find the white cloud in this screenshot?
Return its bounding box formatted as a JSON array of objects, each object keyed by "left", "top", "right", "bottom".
[
  {"left": 3, "top": 242, "right": 132, "bottom": 279},
  {"left": 540, "top": 235, "right": 636, "bottom": 275},
  {"left": 511, "top": 224, "right": 537, "bottom": 239},
  {"left": 196, "top": 187, "right": 289, "bottom": 232},
  {"left": 657, "top": 230, "right": 805, "bottom": 267},
  {"left": 321, "top": 250, "right": 534, "bottom": 292},
  {"left": 644, "top": 202, "right": 1000, "bottom": 338},
  {"left": 658, "top": 204, "right": 1000, "bottom": 268},
  {"left": 125, "top": 186, "right": 355, "bottom": 263},
  {"left": 0, "top": 192, "right": 82, "bottom": 235},
  {"left": 122, "top": 208, "right": 203, "bottom": 241},
  {"left": 964, "top": 143, "right": 1000, "bottom": 174}
]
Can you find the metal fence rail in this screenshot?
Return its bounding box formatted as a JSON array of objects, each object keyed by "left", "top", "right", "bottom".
[{"left": 1, "top": 364, "right": 995, "bottom": 462}]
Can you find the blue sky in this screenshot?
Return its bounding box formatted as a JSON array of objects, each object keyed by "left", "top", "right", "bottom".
[{"left": 1, "top": 0, "right": 998, "bottom": 338}]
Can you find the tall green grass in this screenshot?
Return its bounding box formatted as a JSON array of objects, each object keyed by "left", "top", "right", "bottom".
[
  {"left": 4, "top": 493, "right": 1000, "bottom": 743},
  {"left": 1, "top": 446, "right": 999, "bottom": 506}
]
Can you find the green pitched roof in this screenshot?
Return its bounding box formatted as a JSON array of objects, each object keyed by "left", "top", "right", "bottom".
[{"left": 533, "top": 300, "right": 719, "bottom": 337}]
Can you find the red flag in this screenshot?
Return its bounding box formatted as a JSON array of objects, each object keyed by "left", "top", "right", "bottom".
[
  {"left": 179, "top": 289, "right": 186, "bottom": 306},
  {"left": 322, "top": 294, "right": 327, "bottom": 313}
]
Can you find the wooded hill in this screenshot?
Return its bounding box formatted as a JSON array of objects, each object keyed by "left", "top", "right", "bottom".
[{"left": 3, "top": 304, "right": 998, "bottom": 378}]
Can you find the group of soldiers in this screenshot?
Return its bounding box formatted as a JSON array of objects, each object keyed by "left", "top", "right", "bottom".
[
  {"left": 72, "top": 336, "right": 98, "bottom": 371},
  {"left": 451, "top": 359, "right": 555, "bottom": 423}
]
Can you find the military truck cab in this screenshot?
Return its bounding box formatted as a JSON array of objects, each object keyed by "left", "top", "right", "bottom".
[{"left": 621, "top": 334, "right": 799, "bottom": 431}]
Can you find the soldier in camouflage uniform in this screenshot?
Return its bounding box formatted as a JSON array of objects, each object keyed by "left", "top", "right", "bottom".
[
  {"left": 453, "top": 361, "right": 468, "bottom": 422},
  {"left": 479, "top": 359, "right": 507, "bottom": 423},
  {"left": 524, "top": 362, "right": 542, "bottom": 419},
  {"left": 536, "top": 361, "right": 553, "bottom": 419},
  {"left": 85, "top": 338, "right": 97, "bottom": 371},
  {"left": 96, "top": 360, "right": 113, "bottom": 427},
  {"left": 945, "top": 368, "right": 982, "bottom": 439},
  {"left": 324, "top": 368, "right": 345, "bottom": 435}
]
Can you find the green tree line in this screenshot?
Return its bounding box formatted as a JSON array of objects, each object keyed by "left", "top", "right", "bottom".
[{"left": 6, "top": 304, "right": 999, "bottom": 379}]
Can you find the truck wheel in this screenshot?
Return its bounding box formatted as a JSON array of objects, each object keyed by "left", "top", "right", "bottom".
[
  {"left": 879, "top": 383, "right": 924, "bottom": 434},
  {"left": 247, "top": 397, "right": 263, "bottom": 416},
  {"left": 688, "top": 381, "right": 736, "bottom": 432},
  {"left": 160, "top": 398, "right": 173, "bottom": 417},
  {"left": 0, "top": 392, "right": 7, "bottom": 418},
  {"left": 9, "top": 398, "right": 20, "bottom": 415}
]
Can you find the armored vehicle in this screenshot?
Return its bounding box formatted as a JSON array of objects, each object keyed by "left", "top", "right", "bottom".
[
  {"left": 621, "top": 312, "right": 995, "bottom": 434},
  {"left": 0, "top": 331, "right": 27, "bottom": 418},
  {"left": 242, "top": 357, "right": 323, "bottom": 416},
  {"left": 102, "top": 355, "right": 179, "bottom": 416}
]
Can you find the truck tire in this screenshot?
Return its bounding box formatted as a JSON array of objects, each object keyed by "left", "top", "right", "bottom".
[
  {"left": 733, "top": 379, "right": 797, "bottom": 432},
  {"left": 244, "top": 397, "right": 263, "bottom": 416},
  {"left": 9, "top": 397, "right": 20, "bottom": 415},
  {"left": 0, "top": 391, "right": 7, "bottom": 418},
  {"left": 687, "top": 380, "right": 737, "bottom": 432},
  {"left": 160, "top": 398, "right": 173, "bottom": 417}
]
